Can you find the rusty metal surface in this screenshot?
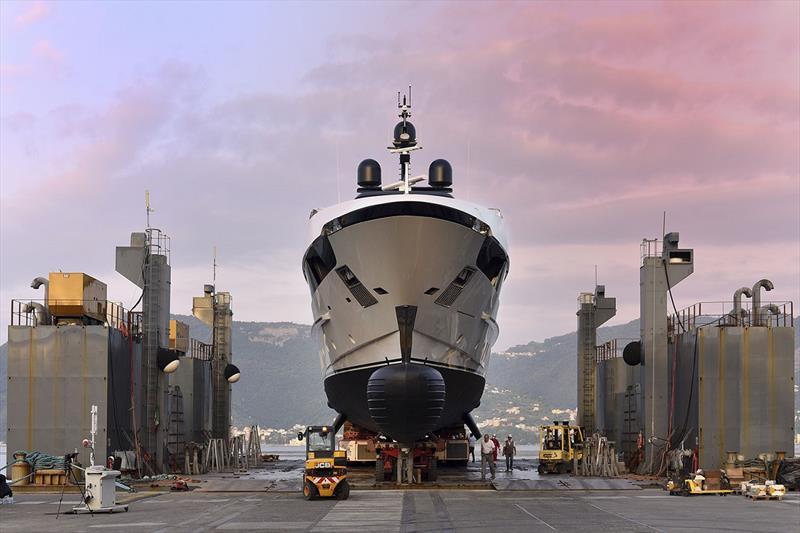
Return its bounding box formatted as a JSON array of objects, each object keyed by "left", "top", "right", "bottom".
[
  {"left": 7, "top": 325, "right": 109, "bottom": 467},
  {"left": 739, "top": 326, "right": 794, "bottom": 459},
  {"left": 670, "top": 324, "right": 795, "bottom": 469}
]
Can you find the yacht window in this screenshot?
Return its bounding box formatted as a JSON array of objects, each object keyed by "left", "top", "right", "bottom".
[
  {"left": 303, "top": 235, "right": 337, "bottom": 292},
  {"left": 476, "top": 237, "right": 508, "bottom": 286}
]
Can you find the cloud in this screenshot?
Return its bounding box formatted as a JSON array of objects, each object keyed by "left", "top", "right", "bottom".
[
  {"left": 33, "top": 39, "right": 63, "bottom": 66},
  {"left": 0, "top": 62, "right": 33, "bottom": 80},
  {"left": 2, "top": 111, "right": 36, "bottom": 132},
  {"left": 0, "top": 39, "right": 65, "bottom": 89},
  {"left": 14, "top": 1, "right": 51, "bottom": 28},
  {"left": 0, "top": 2, "right": 798, "bottom": 348}
]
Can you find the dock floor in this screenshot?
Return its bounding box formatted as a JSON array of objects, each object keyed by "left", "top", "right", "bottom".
[
  {"left": 3, "top": 487, "right": 797, "bottom": 532},
  {"left": 3, "top": 460, "right": 798, "bottom": 531}
]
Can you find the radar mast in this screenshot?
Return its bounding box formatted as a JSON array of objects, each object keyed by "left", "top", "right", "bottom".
[{"left": 389, "top": 85, "right": 422, "bottom": 193}]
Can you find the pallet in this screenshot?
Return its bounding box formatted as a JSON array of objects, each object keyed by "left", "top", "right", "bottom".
[
  {"left": 33, "top": 469, "right": 67, "bottom": 486},
  {"left": 744, "top": 493, "right": 783, "bottom": 501}
]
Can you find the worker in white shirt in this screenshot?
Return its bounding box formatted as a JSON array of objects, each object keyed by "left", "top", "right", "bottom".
[
  {"left": 468, "top": 434, "right": 476, "bottom": 463},
  {"left": 480, "top": 433, "right": 496, "bottom": 481}
]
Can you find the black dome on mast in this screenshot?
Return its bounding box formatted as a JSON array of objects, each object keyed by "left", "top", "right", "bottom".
[{"left": 392, "top": 120, "right": 417, "bottom": 149}]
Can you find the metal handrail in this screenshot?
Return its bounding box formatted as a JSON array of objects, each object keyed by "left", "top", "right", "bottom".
[
  {"left": 146, "top": 227, "right": 171, "bottom": 264},
  {"left": 640, "top": 238, "right": 662, "bottom": 263},
  {"left": 189, "top": 338, "right": 213, "bottom": 361},
  {"left": 10, "top": 298, "right": 144, "bottom": 335},
  {"left": 668, "top": 300, "right": 794, "bottom": 333},
  {"left": 595, "top": 337, "right": 639, "bottom": 363}
]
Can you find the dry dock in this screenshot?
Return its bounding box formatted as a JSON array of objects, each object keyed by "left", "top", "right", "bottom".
[{"left": 3, "top": 487, "right": 798, "bottom": 532}]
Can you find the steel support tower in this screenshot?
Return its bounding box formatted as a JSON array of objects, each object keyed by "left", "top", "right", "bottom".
[
  {"left": 193, "top": 285, "right": 233, "bottom": 440},
  {"left": 116, "top": 229, "right": 171, "bottom": 473},
  {"left": 639, "top": 232, "right": 693, "bottom": 472},
  {"left": 576, "top": 285, "right": 616, "bottom": 432}
]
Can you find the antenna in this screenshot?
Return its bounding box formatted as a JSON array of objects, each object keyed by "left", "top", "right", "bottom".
[
  {"left": 145, "top": 190, "right": 155, "bottom": 228},
  {"left": 594, "top": 264, "right": 598, "bottom": 289},
  {"left": 397, "top": 85, "right": 412, "bottom": 110},
  {"left": 397, "top": 84, "right": 412, "bottom": 121},
  {"left": 213, "top": 246, "right": 217, "bottom": 284},
  {"left": 390, "top": 85, "right": 420, "bottom": 192}
]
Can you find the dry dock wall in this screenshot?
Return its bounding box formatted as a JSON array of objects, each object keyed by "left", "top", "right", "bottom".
[
  {"left": 594, "top": 323, "right": 794, "bottom": 469},
  {"left": 671, "top": 325, "right": 794, "bottom": 469},
  {"left": 595, "top": 358, "right": 643, "bottom": 456},
  {"left": 7, "top": 325, "right": 139, "bottom": 468},
  {"left": 169, "top": 355, "right": 213, "bottom": 443}
]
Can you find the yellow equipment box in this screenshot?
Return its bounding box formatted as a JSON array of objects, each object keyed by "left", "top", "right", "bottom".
[{"left": 48, "top": 272, "right": 107, "bottom": 321}]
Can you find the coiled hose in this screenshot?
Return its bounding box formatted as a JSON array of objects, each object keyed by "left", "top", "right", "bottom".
[{"left": 13, "top": 450, "right": 68, "bottom": 472}]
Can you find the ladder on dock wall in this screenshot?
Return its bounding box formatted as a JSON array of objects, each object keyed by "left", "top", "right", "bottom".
[{"left": 581, "top": 312, "right": 596, "bottom": 431}]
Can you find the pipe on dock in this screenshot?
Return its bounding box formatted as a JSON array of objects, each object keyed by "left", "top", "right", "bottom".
[
  {"left": 731, "top": 287, "right": 752, "bottom": 325},
  {"left": 30, "top": 276, "right": 49, "bottom": 311},
  {"left": 757, "top": 304, "right": 781, "bottom": 327},
  {"left": 22, "top": 302, "right": 49, "bottom": 326},
  {"left": 751, "top": 279, "right": 774, "bottom": 325}
]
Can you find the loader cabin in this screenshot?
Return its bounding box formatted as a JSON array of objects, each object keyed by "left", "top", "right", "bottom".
[{"left": 299, "top": 426, "right": 335, "bottom": 458}]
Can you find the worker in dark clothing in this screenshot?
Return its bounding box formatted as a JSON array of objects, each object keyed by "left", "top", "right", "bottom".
[
  {"left": 503, "top": 434, "right": 517, "bottom": 471},
  {"left": 0, "top": 474, "right": 13, "bottom": 501}
]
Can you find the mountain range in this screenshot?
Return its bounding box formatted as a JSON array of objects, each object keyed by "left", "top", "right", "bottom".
[{"left": 2, "top": 316, "right": 797, "bottom": 445}]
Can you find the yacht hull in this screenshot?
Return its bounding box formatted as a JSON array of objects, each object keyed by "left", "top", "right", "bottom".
[{"left": 304, "top": 200, "right": 507, "bottom": 440}]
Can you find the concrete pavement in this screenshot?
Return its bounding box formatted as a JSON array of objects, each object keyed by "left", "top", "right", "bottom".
[{"left": 2, "top": 488, "right": 798, "bottom": 532}]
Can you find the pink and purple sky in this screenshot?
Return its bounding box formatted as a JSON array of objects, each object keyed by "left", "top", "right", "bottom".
[{"left": 1, "top": 1, "right": 798, "bottom": 348}]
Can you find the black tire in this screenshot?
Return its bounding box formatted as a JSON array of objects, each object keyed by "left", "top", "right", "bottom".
[
  {"left": 335, "top": 480, "right": 350, "bottom": 500},
  {"left": 428, "top": 458, "right": 438, "bottom": 482},
  {"left": 304, "top": 480, "right": 319, "bottom": 501},
  {"left": 537, "top": 463, "right": 546, "bottom": 475},
  {"left": 375, "top": 458, "right": 385, "bottom": 483},
  {"left": 558, "top": 462, "right": 567, "bottom": 475}
]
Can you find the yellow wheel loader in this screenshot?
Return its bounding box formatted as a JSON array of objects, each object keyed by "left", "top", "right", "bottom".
[{"left": 298, "top": 425, "right": 349, "bottom": 500}]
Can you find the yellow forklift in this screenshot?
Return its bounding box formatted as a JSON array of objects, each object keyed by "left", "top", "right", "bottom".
[
  {"left": 538, "top": 421, "right": 584, "bottom": 474},
  {"left": 297, "top": 425, "right": 349, "bottom": 500}
]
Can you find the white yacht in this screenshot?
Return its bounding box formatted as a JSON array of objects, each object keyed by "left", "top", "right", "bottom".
[{"left": 302, "top": 91, "right": 509, "bottom": 443}]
